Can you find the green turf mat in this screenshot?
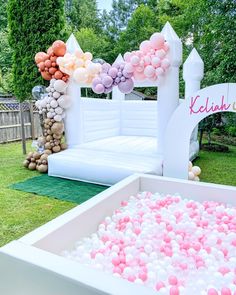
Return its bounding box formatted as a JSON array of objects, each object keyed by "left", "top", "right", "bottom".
[{"left": 10, "top": 174, "right": 108, "bottom": 204}]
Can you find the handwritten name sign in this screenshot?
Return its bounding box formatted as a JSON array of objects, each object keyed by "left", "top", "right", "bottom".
[{"left": 190, "top": 95, "right": 236, "bottom": 115}]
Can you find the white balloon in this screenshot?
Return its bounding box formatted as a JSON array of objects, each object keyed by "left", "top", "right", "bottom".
[
  {"left": 188, "top": 171, "right": 195, "bottom": 181},
  {"left": 54, "top": 79, "right": 67, "bottom": 93},
  {"left": 58, "top": 95, "right": 71, "bottom": 109},
  {"left": 47, "top": 112, "right": 54, "bottom": 119},
  {"left": 192, "top": 166, "right": 201, "bottom": 176},
  {"left": 54, "top": 114, "right": 62, "bottom": 122},
  {"left": 50, "top": 99, "right": 58, "bottom": 108},
  {"left": 194, "top": 176, "right": 200, "bottom": 181},
  {"left": 55, "top": 107, "right": 63, "bottom": 114},
  {"left": 53, "top": 91, "right": 61, "bottom": 99}
]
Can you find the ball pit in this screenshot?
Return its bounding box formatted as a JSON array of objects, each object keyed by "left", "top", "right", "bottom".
[{"left": 62, "top": 191, "right": 236, "bottom": 294}]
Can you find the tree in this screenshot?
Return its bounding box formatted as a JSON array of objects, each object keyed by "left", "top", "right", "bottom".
[
  {"left": 116, "top": 4, "right": 159, "bottom": 55},
  {"left": 66, "top": 0, "right": 101, "bottom": 33},
  {"left": 74, "top": 28, "right": 111, "bottom": 62},
  {"left": 8, "top": 0, "right": 66, "bottom": 101},
  {"left": 0, "top": 0, "right": 8, "bottom": 30},
  {"left": 101, "top": 0, "right": 156, "bottom": 40}
]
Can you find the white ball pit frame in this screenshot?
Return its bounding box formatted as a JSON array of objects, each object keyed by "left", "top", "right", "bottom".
[{"left": 0, "top": 174, "right": 236, "bottom": 295}]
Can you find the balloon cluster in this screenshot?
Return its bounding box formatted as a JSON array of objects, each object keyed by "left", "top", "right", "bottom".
[
  {"left": 124, "top": 32, "right": 170, "bottom": 81},
  {"left": 188, "top": 161, "right": 201, "bottom": 181},
  {"left": 35, "top": 79, "right": 71, "bottom": 122},
  {"left": 35, "top": 40, "right": 69, "bottom": 82},
  {"left": 23, "top": 150, "right": 49, "bottom": 173},
  {"left": 92, "top": 32, "right": 170, "bottom": 94},
  {"left": 92, "top": 62, "right": 134, "bottom": 94},
  {"left": 57, "top": 50, "right": 101, "bottom": 84}
]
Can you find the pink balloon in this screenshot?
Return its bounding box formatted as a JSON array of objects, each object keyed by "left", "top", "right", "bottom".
[
  {"left": 118, "top": 78, "right": 134, "bottom": 94},
  {"left": 94, "top": 83, "right": 105, "bottom": 94},
  {"left": 108, "top": 67, "right": 118, "bottom": 78},
  {"left": 144, "top": 56, "right": 151, "bottom": 66},
  {"left": 130, "top": 55, "right": 140, "bottom": 66},
  {"left": 149, "top": 74, "right": 157, "bottom": 81},
  {"left": 155, "top": 49, "right": 166, "bottom": 59},
  {"left": 135, "top": 65, "right": 144, "bottom": 73},
  {"left": 161, "top": 58, "right": 170, "bottom": 69},
  {"left": 156, "top": 67, "right": 164, "bottom": 76},
  {"left": 150, "top": 33, "right": 165, "bottom": 49},
  {"left": 124, "top": 52, "right": 132, "bottom": 62},
  {"left": 123, "top": 70, "right": 133, "bottom": 78},
  {"left": 151, "top": 56, "right": 161, "bottom": 68},
  {"left": 144, "top": 65, "right": 155, "bottom": 77},
  {"left": 92, "top": 77, "right": 102, "bottom": 88},
  {"left": 124, "top": 63, "right": 134, "bottom": 74},
  {"left": 102, "top": 75, "right": 113, "bottom": 87},
  {"left": 104, "top": 86, "right": 113, "bottom": 94},
  {"left": 133, "top": 71, "right": 146, "bottom": 81},
  {"left": 163, "top": 42, "right": 169, "bottom": 52},
  {"left": 140, "top": 40, "right": 152, "bottom": 54}
]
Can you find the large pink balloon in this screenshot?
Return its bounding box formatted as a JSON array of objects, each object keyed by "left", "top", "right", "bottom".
[
  {"left": 94, "top": 83, "right": 105, "bottom": 94},
  {"left": 118, "top": 78, "right": 134, "bottom": 94},
  {"left": 133, "top": 71, "right": 146, "bottom": 81},
  {"left": 150, "top": 33, "right": 165, "bottom": 49},
  {"left": 139, "top": 40, "right": 152, "bottom": 54},
  {"left": 130, "top": 55, "right": 140, "bottom": 66},
  {"left": 144, "top": 65, "right": 155, "bottom": 78}
]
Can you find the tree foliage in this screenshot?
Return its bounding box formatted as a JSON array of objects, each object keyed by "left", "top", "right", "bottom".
[
  {"left": 116, "top": 4, "right": 159, "bottom": 54},
  {"left": 66, "top": 0, "right": 101, "bottom": 32},
  {"left": 8, "top": 0, "right": 66, "bottom": 101}
]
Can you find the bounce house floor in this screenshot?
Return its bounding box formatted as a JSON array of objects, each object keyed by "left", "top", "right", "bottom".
[{"left": 48, "top": 136, "right": 199, "bottom": 185}]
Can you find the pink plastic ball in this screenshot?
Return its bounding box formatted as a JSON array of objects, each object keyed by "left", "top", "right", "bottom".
[
  {"left": 170, "top": 286, "right": 179, "bottom": 295},
  {"left": 221, "top": 288, "right": 232, "bottom": 295},
  {"left": 150, "top": 32, "right": 165, "bottom": 49},
  {"left": 156, "top": 281, "right": 165, "bottom": 291},
  {"left": 208, "top": 289, "right": 218, "bottom": 295},
  {"left": 168, "top": 275, "right": 178, "bottom": 286},
  {"left": 144, "top": 65, "right": 155, "bottom": 78},
  {"left": 139, "top": 40, "right": 152, "bottom": 54}
]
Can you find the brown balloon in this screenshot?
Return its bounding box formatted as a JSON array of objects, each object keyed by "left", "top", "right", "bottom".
[
  {"left": 38, "top": 61, "right": 45, "bottom": 71},
  {"left": 41, "top": 71, "right": 52, "bottom": 81},
  {"left": 35, "top": 52, "right": 48, "bottom": 64},
  {"left": 47, "top": 46, "right": 54, "bottom": 56},
  {"left": 49, "top": 67, "right": 57, "bottom": 75},
  {"left": 54, "top": 70, "right": 63, "bottom": 80},
  {"left": 52, "top": 40, "right": 66, "bottom": 57},
  {"left": 50, "top": 56, "right": 57, "bottom": 62},
  {"left": 45, "top": 60, "right": 52, "bottom": 68}
]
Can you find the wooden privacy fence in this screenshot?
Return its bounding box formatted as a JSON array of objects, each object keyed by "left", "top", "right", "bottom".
[{"left": 0, "top": 101, "right": 42, "bottom": 143}]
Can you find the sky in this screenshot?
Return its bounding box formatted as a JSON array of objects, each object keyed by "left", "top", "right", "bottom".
[{"left": 97, "top": 0, "right": 113, "bottom": 12}]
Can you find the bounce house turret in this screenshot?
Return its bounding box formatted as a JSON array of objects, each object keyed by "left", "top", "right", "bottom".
[
  {"left": 65, "top": 34, "right": 83, "bottom": 147},
  {"left": 157, "top": 22, "right": 182, "bottom": 154},
  {"left": 183, "top": 48, "right": 204, "bottom": 98}
]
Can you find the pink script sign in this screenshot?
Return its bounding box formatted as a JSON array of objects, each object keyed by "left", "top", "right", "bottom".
[{"left": 189, "top": 95, "right": 236, "bottom": 115}]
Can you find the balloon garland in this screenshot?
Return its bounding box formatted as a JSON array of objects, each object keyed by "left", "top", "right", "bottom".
[{"left": 24, "top": 40, "right": 70, "bottom": 173}]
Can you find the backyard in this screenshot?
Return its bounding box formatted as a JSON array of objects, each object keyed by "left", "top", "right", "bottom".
[{"left": 0, "top": 140, "right": 235, "bottom": 247}]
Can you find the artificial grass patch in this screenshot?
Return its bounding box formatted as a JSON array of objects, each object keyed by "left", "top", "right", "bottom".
[{"left": 10, "top": 174, "right": 108, "bottom": 204}]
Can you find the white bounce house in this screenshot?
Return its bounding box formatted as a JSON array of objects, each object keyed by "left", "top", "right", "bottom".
[{"left": 48, "top": 23, "right": 203, "bottom": 185}]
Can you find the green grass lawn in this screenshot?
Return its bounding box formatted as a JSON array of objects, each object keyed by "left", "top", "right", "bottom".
[
  {"left": 194, "top": 144, "right": 236, "bottom": 187},
  {"left": 0, "top": 141, "right": 235, "bottom": 248},
  {"left": 0, "top": 142, "right": 75, "bottom": 247}
]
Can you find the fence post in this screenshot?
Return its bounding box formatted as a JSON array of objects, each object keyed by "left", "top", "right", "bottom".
[
  {"left": 29, "top": 101, "right": 36, "bottom": 139},
  {"left": 19, "top": 102, "right": 27, "bottom": 154}
]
